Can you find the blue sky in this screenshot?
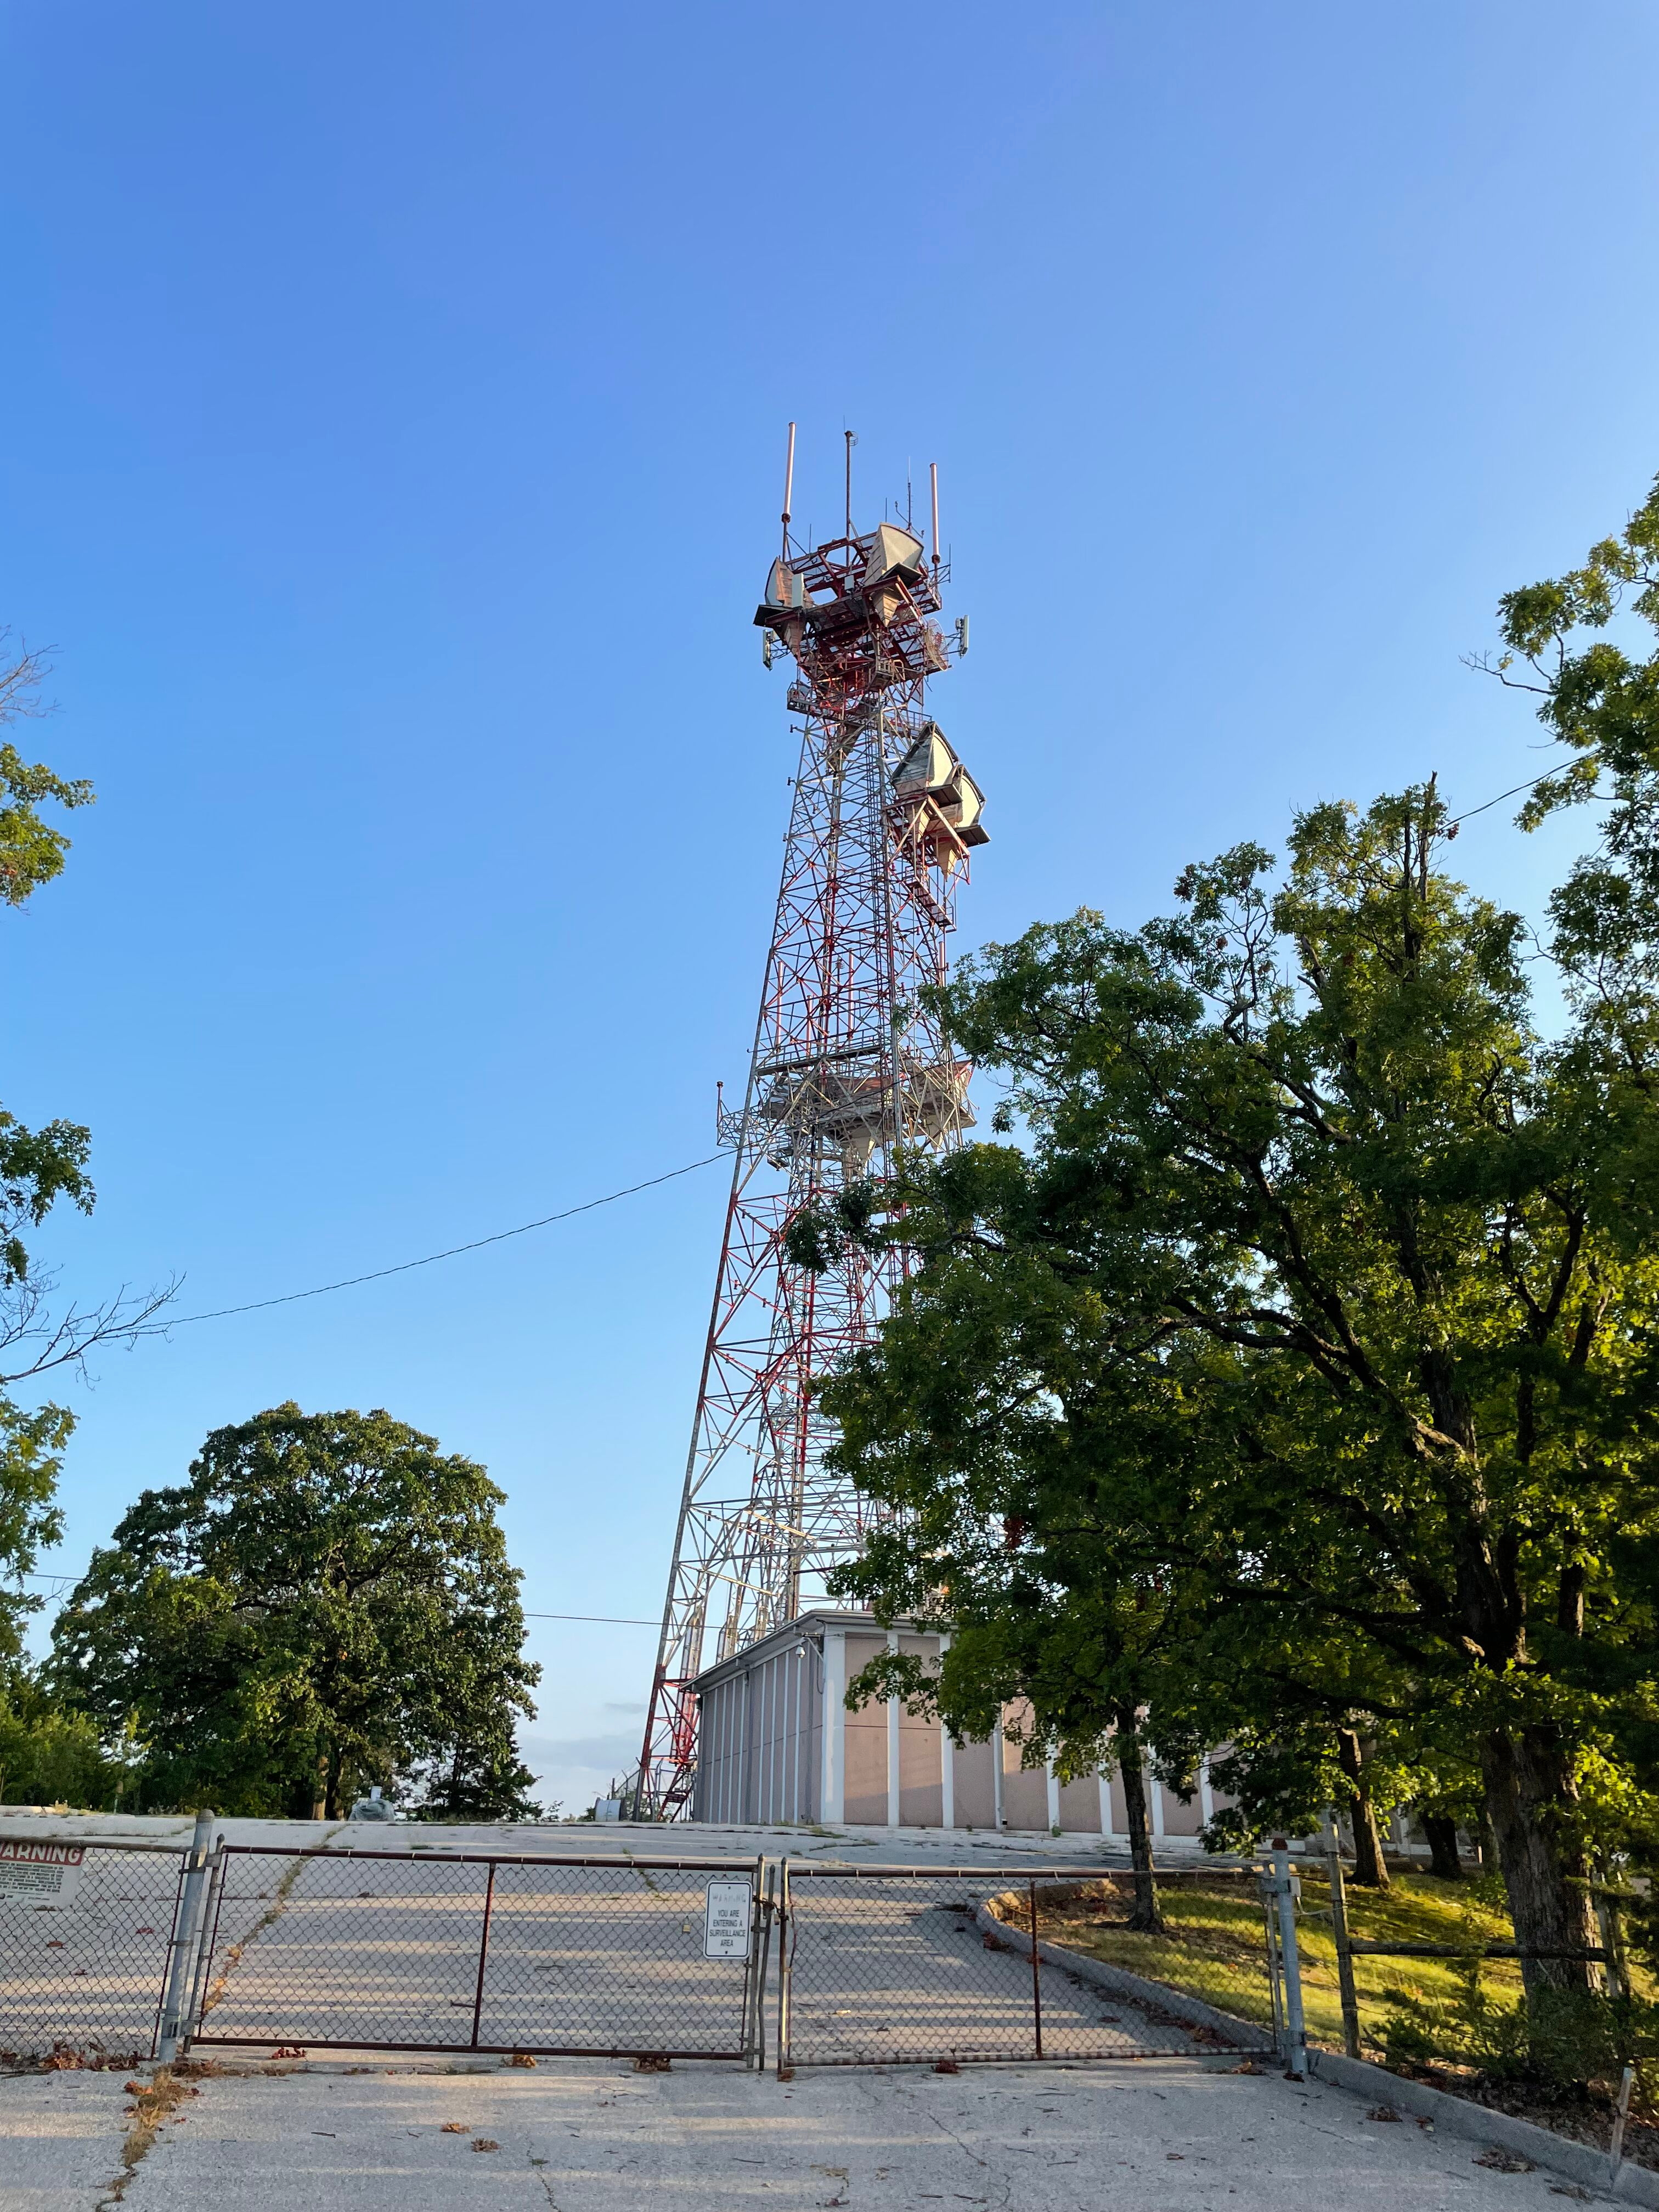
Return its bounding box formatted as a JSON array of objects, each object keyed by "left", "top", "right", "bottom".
[{"left": 3, "top": 3, "right": 1656, "bottom": 1814}]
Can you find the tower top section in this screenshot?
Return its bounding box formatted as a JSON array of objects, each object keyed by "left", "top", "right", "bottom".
[{"left": 754, "top": 430, "right": 954, "bottom": 710}]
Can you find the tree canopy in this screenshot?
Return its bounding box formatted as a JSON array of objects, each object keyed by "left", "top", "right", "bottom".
[
  {"left": 52, "top": 1403, "right": 543, "bottom": 1820},
  {"left": 0, "top": 635, "right": 92, "bottom": 910},
  {"left": 800, "top": 475, "right": 1659, "bottom": 1999}
]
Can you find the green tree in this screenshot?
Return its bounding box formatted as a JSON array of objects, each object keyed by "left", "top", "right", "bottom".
[
  {"left": 0, "top": 1663, "right": 137, "bottom": 1809},
  {"left": 1485, "top": 476, "right": 1659, "bottom": 1936},
  {"left": 0, "top": 1400, "right": 72, "bottom": 1667},
  {"left": 0, "top": 634, "right": 101, "bottom": 1677},
  {"left": 804, "top": 1187, "right": 1218, "bottom": 1931},
  {"left": 0, "top": 632, "right": 180, "bottom": 1801},
  {"left": 1, "top": 631, "right": 168, "bottom": 1402},
  {"left": 809, "top": 770, "right": 1658, "bottom": 1996},
  {"left": 0, "top": 634, "right": 92, "bottom": 909},
  {"left": 52, "top": 1404, "right": 543, "bottom": 1820}
]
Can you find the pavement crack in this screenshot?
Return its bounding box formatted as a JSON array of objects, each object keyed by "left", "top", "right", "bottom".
[
  {"left": 196, "top": 1822, "right": 347, "bottom": 2026},
  {"left": 865, "top": 2075, "right": 988, "bottom": 2169},
  {"left": 95, "top": 2066, "right": 196, "bottom": 2208}
]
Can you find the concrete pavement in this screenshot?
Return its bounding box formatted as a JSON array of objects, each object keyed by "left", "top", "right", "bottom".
[{"left": 1, "top": 2056, "right": 1627, "bottom": 2210}]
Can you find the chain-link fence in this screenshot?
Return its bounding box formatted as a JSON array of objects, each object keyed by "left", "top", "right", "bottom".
[
  {"left": 778, "top": 1863, "right": 1278, "bottom": 2069},
  {"left": 3, "top": 1834, "right": 1300, "bottom": 2075},
  {"left": 0, "top": 1840, "right": 186, "bottom": 2063},
  {"left": 192, "top": 1847, "right": 766, "bottom": 2062}
]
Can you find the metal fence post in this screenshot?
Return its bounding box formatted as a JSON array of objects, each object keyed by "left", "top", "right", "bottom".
[
  {"left": 744, "top": 1859, "right": 768, "bottom": 2070},
  {"left": 1028, "top": 1879, "right": 1044, "bottom": 2059},
  {"left": 1271, "top": 1839, "right": 1307, "bottom": 2079},
  {"left": 183, "top": 1843, "right": 228, "bottom": 2045},
  {"left": 1323, "top": 1809, "right": 1361, "bottom": 2058},
  {"left": 1610, "top": 2062, "right": 1636, "bottom": 2189},
  {"left": 1258, "top": 1858, "right": 1285, "bottom": 2051},
  {"left": 468, "top": 1861, "right": 498, "bottom": 2050},
  {"left": 1594, "top": 1887, "right": 1627, "bottom": 2001},
  {"left": 157, "top": 1809, "right": 216, "bottom": 2062},
  {"left": 776, "top": 1859, "right": 793, "bottom": 2074}
]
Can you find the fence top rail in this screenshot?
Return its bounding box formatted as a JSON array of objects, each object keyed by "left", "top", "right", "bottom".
[
  {"left": 780, "top": 1859, "right": 1259, "bottom": 1884},
  {"left": 217, "top": 1843, "right": 765, "bottom": 1874},
  {"left": 1347, "top": 1940, "right": 1611, "bottom": 1961},
  {"left": 0, "top": 1833, "right": 191, "bottom": 1857}
]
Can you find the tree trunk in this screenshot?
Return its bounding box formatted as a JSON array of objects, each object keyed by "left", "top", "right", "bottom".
[
  {"left": 1114, "top": 1705, "right": 1166, "bottom": 1935},
  {"left": 1423, "top": 1814, "right": 1463, "bottom": 1881},
  {"left": 1336, "top": 1729, "right": 1391, "bottom": 1890},
  {"left": 1481, "top": 1725, "right": 1598, "bottom": 1999}
]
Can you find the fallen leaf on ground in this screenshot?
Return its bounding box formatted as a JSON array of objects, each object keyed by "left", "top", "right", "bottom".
[
  {"left": 1366, "top": 2106, "right": 1402, "bottom": 2123},
  {"left": 471, "top": 2137, "right": 499, "bottom": 2153},
  {"left": 440, "top": 2122, "right": 466, "bottom": 2133},
  {"left": 1474, "top": 2147, "right": 1536, "bottom": 2174}
]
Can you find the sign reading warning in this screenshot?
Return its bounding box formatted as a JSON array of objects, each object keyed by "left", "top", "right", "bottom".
[{"left": 0, "top": 1839, "right": 85, "bottom": 1903}]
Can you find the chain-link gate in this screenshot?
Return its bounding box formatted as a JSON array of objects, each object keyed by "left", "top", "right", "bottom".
[
  {"left": 190, "top": 1848, "right": 768, "bottom": 2062},
  {"left": 777, "top": 1862, "right": 1279, "bottom": 2070},
  {"left": 0, "top": 1839, "right": 188, "bottom": 2063}
]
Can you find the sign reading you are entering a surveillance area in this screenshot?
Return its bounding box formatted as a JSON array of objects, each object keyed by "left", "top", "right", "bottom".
[{"left": 702, "top": 1878, "right": 753, "bottom": 1960}]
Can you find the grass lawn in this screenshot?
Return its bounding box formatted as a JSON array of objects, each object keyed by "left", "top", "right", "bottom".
[{"left": 1029, "top": 1867, "right": 1554, "bottom": 2056}]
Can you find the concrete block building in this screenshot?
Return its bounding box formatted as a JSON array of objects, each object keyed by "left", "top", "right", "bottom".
[{"left": 690, "top": 1610, "right": 1225, "bottom": 1839}]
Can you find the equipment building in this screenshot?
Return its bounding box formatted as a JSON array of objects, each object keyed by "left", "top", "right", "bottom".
[{"left": 690, "top": 1611, "right": 1228, "bottom": 1840}]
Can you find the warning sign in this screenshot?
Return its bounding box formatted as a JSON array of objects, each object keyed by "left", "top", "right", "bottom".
[
  {"left": 702, "top": 1877, "right": 753, "bottom": 1961},
  {"left": 0, "top": 1840, "right": 84, "bottom": 1904}
]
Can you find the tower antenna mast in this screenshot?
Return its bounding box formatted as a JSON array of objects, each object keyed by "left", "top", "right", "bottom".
[
  {"left": 781, "top": 420, "right": 795, "bottom": 560},
  {"left": 634, "top": 430, "right": 989, "bottom": 1820}
]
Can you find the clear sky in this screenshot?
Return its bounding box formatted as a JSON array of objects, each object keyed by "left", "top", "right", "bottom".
[{"left": 3, "top": 4, "right": 1657, "bottom": 1815}]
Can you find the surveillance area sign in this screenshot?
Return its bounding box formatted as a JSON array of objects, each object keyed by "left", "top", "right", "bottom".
[
  {"left": 0, "top": 1839, "right": 83, "bottom": 1903},
  {"left": 702, "top": 1877, "right": 752, "bottom": 1960}
]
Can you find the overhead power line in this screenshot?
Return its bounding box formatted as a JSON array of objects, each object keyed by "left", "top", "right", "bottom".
[
  {"left": 14, "top": 1570, "right": 661, "bottom": 1629},
  {"left": 1447, "top": 765, "right": 1568, "bottom": 826},
  {"left": 18, "top": 760, "right": 1595, "bottom": 1350},
  {"left": 524, "top": 1612, "right": 658, "bottom": 1626},
  {"left": 142, "top": 1153, "right": 727, "bottom": 1331}
]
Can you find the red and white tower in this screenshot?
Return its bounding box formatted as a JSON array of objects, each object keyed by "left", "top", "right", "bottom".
[{"left": 635, "top": 430, "right": 986, "bottom": 1818}]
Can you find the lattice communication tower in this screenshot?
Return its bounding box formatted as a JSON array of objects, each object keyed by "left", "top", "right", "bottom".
[{"left": 635, "top": 427, "right": 987, "bottom": 1819}]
